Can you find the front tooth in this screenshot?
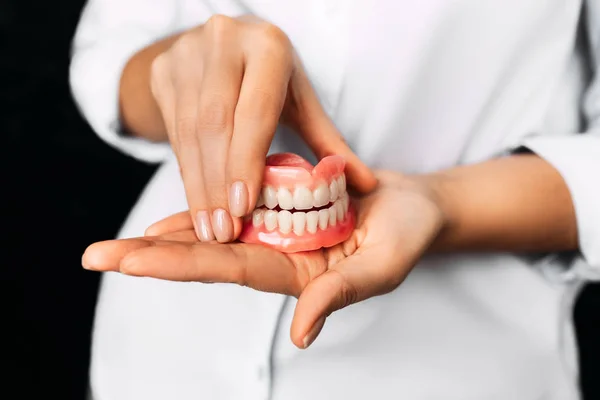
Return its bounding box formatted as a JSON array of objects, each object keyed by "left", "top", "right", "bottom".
[
  {"left": 263, "top": 186, "right": 278, "bottom": 209},
  {"left": 336, "top": 201, "right": 345, "bottom": 221},
  {"left": 292, "top": 212, "right": 306, "bottom": 236},
  {"left": 329, "top": 179, "right": 339, "bottom": 202},
  {"left": 255, "top": 193, "right": 265, "bottom": 208},
  {"left": 337, "top": 175, "right": 346, "bottom": 193},
  {"left": 252, "top": 209, "right": 265, "bottom": 227},
  {"left": 264, "top": 210, "right": 278, "bottom": 231},
  {"left": 306, "top": 211, "right": 319, "bottom": 234},
  {"left": 313, "top": 183, "right": 330, "bottom": 207},
  {"left": 293, "top": 186, "right": 313, "bottom": 210},
  {"left": 277, "top": 187, "right": 294, "bottom": 210},
  {"left": 277, "top": 210, "right": 292, "bottom": 234},
  {"left": 318, "top": 209, "right": 329, "bottom": 230},
  {"left": 328, "top": 205, "right": 337, "bottom": 226}
]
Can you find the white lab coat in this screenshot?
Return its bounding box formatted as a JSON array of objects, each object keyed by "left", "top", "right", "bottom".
[{"left": 70, "top": 1, "right": 600, "bottom": 399}]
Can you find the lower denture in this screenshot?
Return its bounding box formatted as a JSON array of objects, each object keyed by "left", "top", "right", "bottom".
[{"left": 238, "top": 153, "right": 355, "bottom": 253}]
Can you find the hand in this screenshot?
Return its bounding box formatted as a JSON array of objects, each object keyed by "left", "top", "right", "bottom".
[
  {"left": 149, "top": 14, "right": 377, "bottom": 243},
  {"left": 82, "top": 171, "right": 445, "bottom": 349}
]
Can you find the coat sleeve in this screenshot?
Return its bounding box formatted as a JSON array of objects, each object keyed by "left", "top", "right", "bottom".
[
  {"left": 517, "top": 1, "right": 600, "bottom": 281},
  {"left": 69, "top": 0, "right": 212, "bottom": 162}
]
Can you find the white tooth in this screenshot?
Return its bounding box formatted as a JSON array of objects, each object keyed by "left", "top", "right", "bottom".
[
  {"left": 277, "top": 210, "right": 292, "bottom": 234},
  {"left": 341, "top": 192, "right": 349, "bottom": 213},
  {"left": 336, "top": 201, "right": 345, "bottom": 221},
  {"left": 306, "top": 211, "right": 319, "bottom": 234},
  {"left": 256, "top": 193, "right": 265, "bottom": 208},
  {"left": 252, "top": 209, "right": 265, "bottom": 227},
  {"left": 318, "top": 209, "right": 329, "bottom": 230},
  {"left": 313, "top": 183, "right": 330, "bottom": 207},
  {"left": 293, "top": 186, "right": 314, "bottom": 210},
  {"left": 292, "top": 212, "right": 306, "bottom": 236},
  {"left": 263, "top": 186, "right": 278, "bottom": 209},
  {"left": 329, "top": 179, "right": 339, "bottom": 202},
  {"left": 277, "top": 187, "right": 294, "bottom": 210},
  {"left": 264, "top": 210, "right": 278, "bottom": 231},
  {"left": 328, "top": 205, "right": 337, "bottom": 226},
  {"left": 337, "top": 175, "right": 346, "bottom": 193}
]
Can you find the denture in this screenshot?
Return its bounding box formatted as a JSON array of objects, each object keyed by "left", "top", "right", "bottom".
[{"left": 239, "top": 153, "right": 355, "bottom": 253}]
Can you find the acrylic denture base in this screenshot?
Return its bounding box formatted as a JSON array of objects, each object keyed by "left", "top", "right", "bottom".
[{"left": 239, "top": 153, "right": 355, "bottom": 253}]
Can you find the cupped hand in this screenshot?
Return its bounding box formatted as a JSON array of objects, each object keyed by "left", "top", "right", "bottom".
[
  {"left": 82, "top": 171, "right": 445, "bottom": 349},
  {"left": 150, "top": 14, "right": 377, "bottom": 243}
]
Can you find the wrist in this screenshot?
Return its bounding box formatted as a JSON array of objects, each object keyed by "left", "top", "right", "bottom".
[{"left": 407, "top": 171, "right": 459, "bottom": 252}]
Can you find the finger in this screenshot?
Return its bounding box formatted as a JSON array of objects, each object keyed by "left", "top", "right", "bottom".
[
  {"left": 82, "top": 238, "right": 155, "bottom": 272},
  {"left": 82, "top": 230, "right": 205, "bottom": 272},
  {"left": 290, "top": 250, "right": 404, "bottom": 349},
  {"left": 149, "top": 53, "right": 178, "bottom": 157},
  {"left": 194, "top": 26, "right": 244, "bottom": 243},
  {"left": 289, "top": 62, "right": 378, "bottom": 194},
  {"left": 155, "top": 229, "right": 200, "bottom": 242},
  {"left": 120, "top": 242, "right": 301, "bottom": 295},
  {"left": 166, "top": 33, "right": 216, "bottom": 242},
  {"left": 227, "top": 25, "right": 292, "bottom": 221},
  {"left": 145, "top": 211, "right": 193, "bottom": 236},
  {"left": 171, "top": 76, "right": 214, "bottom": 243}
]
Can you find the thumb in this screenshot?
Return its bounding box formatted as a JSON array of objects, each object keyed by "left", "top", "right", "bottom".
[
  {"left": 290, "top": 268, "right": 359, "bottom": 349},
  {"left": 287, "top": 64, "right": 378, "bottom": 194}
]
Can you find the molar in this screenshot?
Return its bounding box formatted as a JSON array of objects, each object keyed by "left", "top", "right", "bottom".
[
  {"left": 313, "top": 183, "right": 330, "bottom": 207},
  {"left": 293, "top": 186, "right": 313, "bottom": 210},
  {"left": 277, "top": 210, "right": 292, "bottom": 234}
]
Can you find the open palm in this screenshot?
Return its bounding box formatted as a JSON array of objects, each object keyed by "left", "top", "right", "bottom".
[{"left": 83, "top": 171, "right": 444, "bottom": 348}]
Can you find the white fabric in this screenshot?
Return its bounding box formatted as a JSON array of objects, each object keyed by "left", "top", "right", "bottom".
[{"left": 70, "top": 1, "right": 600, "bottom": 399}]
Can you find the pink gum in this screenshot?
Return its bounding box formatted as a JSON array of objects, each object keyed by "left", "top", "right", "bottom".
[{"left": 262, "top": 153, "right": 345, "bottom": 190}]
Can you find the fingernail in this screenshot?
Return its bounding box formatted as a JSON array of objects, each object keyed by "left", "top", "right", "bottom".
[
  {"left": 302, "top": 316, "right": 326, "bottom": 349},
  {"left": 212, "top": 208, "right": 234, "bottom": 243},
  {"left": 229, "top": 181, "right": 249, "bottom": 218},
  {"left": 195, "top": 210, "right": 215, "bottom": 241}
]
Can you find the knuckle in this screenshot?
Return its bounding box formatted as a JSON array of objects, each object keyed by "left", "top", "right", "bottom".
[
  {"left": 230, "top": 246, "right": 249, "bottom": 286},
  {"left": 204, "top": 14, "right": 236, "bottom": 43},
  {"left": 171, "top": 31, "right": 200, "bottom": 57},
  {"left": 254, "top": 23, "right": 292, "bottom": 56},
  {"left": 149, "top": 54, "right": 170, "bottom": 96}
]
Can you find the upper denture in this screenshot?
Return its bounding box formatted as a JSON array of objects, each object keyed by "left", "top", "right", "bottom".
[{"left": 262, "top": 153, "right": 345, "bottom": 190}]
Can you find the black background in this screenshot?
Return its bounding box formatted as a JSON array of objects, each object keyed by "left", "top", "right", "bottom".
[{"left": 3, "top": 1, "right": 600, "bottom": 399}]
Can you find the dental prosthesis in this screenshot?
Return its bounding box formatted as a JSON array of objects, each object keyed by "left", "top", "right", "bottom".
[{"left": 239, "top": 153, "right": 355, "bottom": 253}]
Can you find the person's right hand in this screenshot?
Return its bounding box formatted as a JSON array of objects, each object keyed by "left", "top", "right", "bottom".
[{"left": 149, "top": 14, "right": 377, "bottom": 243}]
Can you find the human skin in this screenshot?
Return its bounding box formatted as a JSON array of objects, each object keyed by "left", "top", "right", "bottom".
[
  {"left": 119, "top": 14, "right": 377, "bottom": 244},
  {"left": 109, "top": 12, "right": 580, "bottom": 349},
  {"left": 82, "top": 154, "right": 577, "bottom": 349}
]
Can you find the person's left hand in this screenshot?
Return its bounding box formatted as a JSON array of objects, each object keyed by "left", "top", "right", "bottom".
[{"left": 82, "top": 171, "right": 446, "bottom": 349}]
